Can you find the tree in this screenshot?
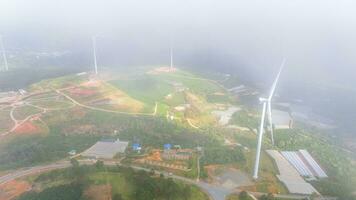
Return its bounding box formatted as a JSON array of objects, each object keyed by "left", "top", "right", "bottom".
[
  {"left": 259, "top": 193, "right": 274, "bottom": 200},
  {"left": 112, "top": 194, "right": 123, "bottom": 200},
  {"left": 149, "top": 168, "right": 155, "bottom": 176},
  {"left": 95, "top": 160, "right": 104, "bottom": 170},
  {"left": 70, "top": 158, "right": 79, "bottom": 168},
  {"left": 239, "top": 191, "right": 249, "bottom": 200}
]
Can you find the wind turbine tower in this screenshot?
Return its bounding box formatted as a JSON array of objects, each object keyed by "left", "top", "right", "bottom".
[
  {"left": 92, "top": 36, "right": 98, "bottom": 75},
  {"left": 252, "top": 59, "right": 286, "bottom": 180},
  {"left": 170, "top": 45, "right": 173, "bottom": 71},
  {"left": 0, "top": 35, "right": 9, "bottom": 71}
]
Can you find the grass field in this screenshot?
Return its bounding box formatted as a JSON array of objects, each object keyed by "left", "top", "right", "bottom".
[
  {"left": 0, "top": 107, "right": 13, "bottom": 132},
  {"left": 89, "top": 172, "right": 134, "bottom": 199},
  {"left": 29, "top": 74, "right": 88, "bottom": 91},
  {"left": 110, "top": 69, "right": 226, "bottom": 126},
  {"left": 28, "top": 100, "right": 74, "bottom": 110},
  {"left": 13, "top": 105, "right": 43, "bottom": 120},
  {"left": 110, "top": 75, "right": 174, "bottom": 107},
  {"left": 19, "top": 165, "right": 209, "bottom": 200}
]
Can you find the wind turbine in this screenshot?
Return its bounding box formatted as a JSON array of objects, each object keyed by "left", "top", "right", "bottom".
[
  {"left": 92, "top": 36, "right": 98, "bottom": 75},
  {"left": 170, "top": 45, "right": 174, "bottom": 71},
  {"left": 252, "top": 59, "right": 286, "bottom": 180},
  {"left": 0, "top": 35, "right": 9, "bottom": 71}
]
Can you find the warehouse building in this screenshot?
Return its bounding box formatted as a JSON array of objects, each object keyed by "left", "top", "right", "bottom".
[{"left": 81, "top": 138, "right": 128, "bottom": 159}]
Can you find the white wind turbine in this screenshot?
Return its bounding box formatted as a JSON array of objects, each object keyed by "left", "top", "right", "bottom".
[
  {"left": 170, "top": 44, "right": 174, "bottom": 71},
  {"left": 253, "top": 59, "right": 286, "bottom": 180},
  {"left": 92, "top": 36, "right": 98, "bottom": 75},
  {"left": 0, "top": 35, "right": 9, "bottom": 71}
]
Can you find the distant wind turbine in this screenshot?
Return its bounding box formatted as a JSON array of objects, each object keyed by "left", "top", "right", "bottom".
[
  {"left": 92, "top": 36, "right": 98, "bottom": 75},
  {"left": 0, "top": 35, "right": 9, "bottom": 71},
  {"left": 170, "top": 45, "right": 173, "bottom": 71},
  {"left": 252, "top": 59, "right": 286, "bottom": 180}
]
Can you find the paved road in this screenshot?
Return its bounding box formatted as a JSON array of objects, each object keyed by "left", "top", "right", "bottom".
[
  {"left": 0, "top": 162, "right": 70, "bottom": 184},
  {"left": 0, "top": 161, "right": 230, "bottom": 200},
  {"left": 0, "top": 161, "right": 335, "bottom": 200}
]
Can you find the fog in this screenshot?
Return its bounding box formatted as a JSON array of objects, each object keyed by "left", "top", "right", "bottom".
[{"left": 1, "top": 0, "right": 356, "bottom": 131}]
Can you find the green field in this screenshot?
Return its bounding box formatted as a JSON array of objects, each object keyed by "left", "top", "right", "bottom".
[
  {"left": 13, "top": 105, "right": 43, "bottom": 120},
  {"left": 30, "top": 74, "right": 88, "bottom": 91},
  {"left": 0, "top": 107, "right": 13, "bottom": 132},
  {"left": 19, "top": 165, "right": 209, "bottom": 200},
  {"left": 28, "top": 100, "right": 74, "bottom": 110}
]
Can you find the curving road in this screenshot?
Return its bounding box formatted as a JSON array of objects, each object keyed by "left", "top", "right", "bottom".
[
  {"left": 0, "top": 160, "right": 333, "bottom": 200},
  {"left": 0, "top": 161, "right": 230, "bottom": 200},
  {"left": 55, "top": 89, "right": 158, "bottom": 116}
]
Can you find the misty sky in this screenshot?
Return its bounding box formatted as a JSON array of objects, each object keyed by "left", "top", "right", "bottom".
[{"left": 1, "top": 0, "right": 356, "bottom": 89}]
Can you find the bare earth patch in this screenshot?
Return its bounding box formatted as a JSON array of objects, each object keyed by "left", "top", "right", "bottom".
[
  {"left": 83, "top": 184, "right": 112, "bottom": 200},
  {"left": 0, "top": 180, "right": 31, "bottom": 200},
  {"left": 14, "top": 121, "right": 41, "bottom": 135}
]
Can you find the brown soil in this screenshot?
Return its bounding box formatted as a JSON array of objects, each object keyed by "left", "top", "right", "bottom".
[
  {"left": 147, "top": 67, "right": 177, "bottom": 74},
  {"left": 83, "top": 184, "right": 112, "bottom": 200},
  {"left": 146, "top": 150, "right": 162, "bottom": 161},
  {"left": 0, "top": 180, "right": 31, "bottom": 200}
]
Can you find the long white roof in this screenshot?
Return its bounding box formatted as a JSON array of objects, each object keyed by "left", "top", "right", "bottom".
[{"left": 81, "top": 139, "right": 128, "bottom": 159}]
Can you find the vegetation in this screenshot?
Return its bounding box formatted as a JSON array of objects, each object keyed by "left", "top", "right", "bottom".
[
  {"left": 17, "top": 183, "right": 84, "bottom": 200},
  {"left": 0, "top": 129, "right": 99, "bottom": 170},
  {"left": 201, "top": 145, "right": 246, "bottom": 165},
  {"left": 13, "top": 105, "right": 43, "bottom": 120},
  {"left": 275, "top": 129, "right": 356, "bottom": 200},
  {"left": 18, "top": 164, "right": 208, "bottom": 200},
  {"left": 229, "top": 109, "right": 259, "bottom": 129},
  {"left": 226, "top": 191, "right": 254, "bottom": 200}
]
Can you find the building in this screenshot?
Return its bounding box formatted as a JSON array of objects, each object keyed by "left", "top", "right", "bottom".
[
  {"left": 81, "top": 138, "right": 128, "bottom": 159},
  {"left": 132, "top": 143, "right": 142, "bottom": 153},
  {"left": 266, "top": 150, "right": 319, "bottom": 195},
  {"left": 162, "top": 149, "right": 192, "bottom": 160},
  {"left": 164, "top": 143, "right": 172, "bottom": 150},
  {"left": 281, "top": 150, "right": 328, "bottom": 178},
  {"left": 272, "top": 109, "right": 293, "bottom": 129}
]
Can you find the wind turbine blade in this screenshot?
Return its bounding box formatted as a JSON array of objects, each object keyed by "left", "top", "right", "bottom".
[
  {"left": 267, "top": 102, "right": 274, "bottom": 145},
  {"left": 253, "top": 101, "right": 268, "bottom": 179},
  {"left": 268, "top": 58, "right": 286, "bottom": 101},
  {"left": 0, "top": 35, "right": 9, "bottom": 71}
]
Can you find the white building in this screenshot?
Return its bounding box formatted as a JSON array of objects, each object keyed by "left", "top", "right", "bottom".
[
  {"left": 272, "top": 109, "right": 293, "bottom": 129},
  {"left": 81, "top": 138, "right": 128, "bottom": 159}
]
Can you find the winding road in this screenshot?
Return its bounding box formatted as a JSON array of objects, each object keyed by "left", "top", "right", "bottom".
[
  {"left": 55, "top": 89, "right": 158, "bottom": 116},
  {"left": 0, "top": 161, "right": 231, "bottom": 200},
  {"left": 0, "top": 160, "right": 326, "bottom": 200}
]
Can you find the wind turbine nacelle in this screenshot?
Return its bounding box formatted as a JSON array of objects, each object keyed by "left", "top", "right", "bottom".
[{"left": 259, "top": 97, "right": 268, "bottom": 103}]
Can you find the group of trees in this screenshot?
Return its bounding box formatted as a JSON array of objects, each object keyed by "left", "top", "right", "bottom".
[
  {"left": 201, "top": 145, "right": 246, "bottom": 165},
  {"left": 18, "top": 163, "right": 206, "bottom": 200},
  {"left": 0, "top": 132, "right": 98, "bottom": 170}
]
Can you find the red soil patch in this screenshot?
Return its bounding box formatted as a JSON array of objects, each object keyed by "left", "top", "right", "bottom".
[
  {"left": 82, "top": 80, "right": 101, "bottom": 87},
  {"left": 14, "top": 121, "right": 41, "bottom": 135},
  {"left": 67, "top": 87, "right": 96, "bottom": 97},
  {"left": 0, "top": 180, "right": 31, "bottom": 200}
]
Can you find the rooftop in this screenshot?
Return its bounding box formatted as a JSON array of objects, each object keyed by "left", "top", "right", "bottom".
[{"left": 81, "top": 139, "right": 128, "bottom": 159}]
